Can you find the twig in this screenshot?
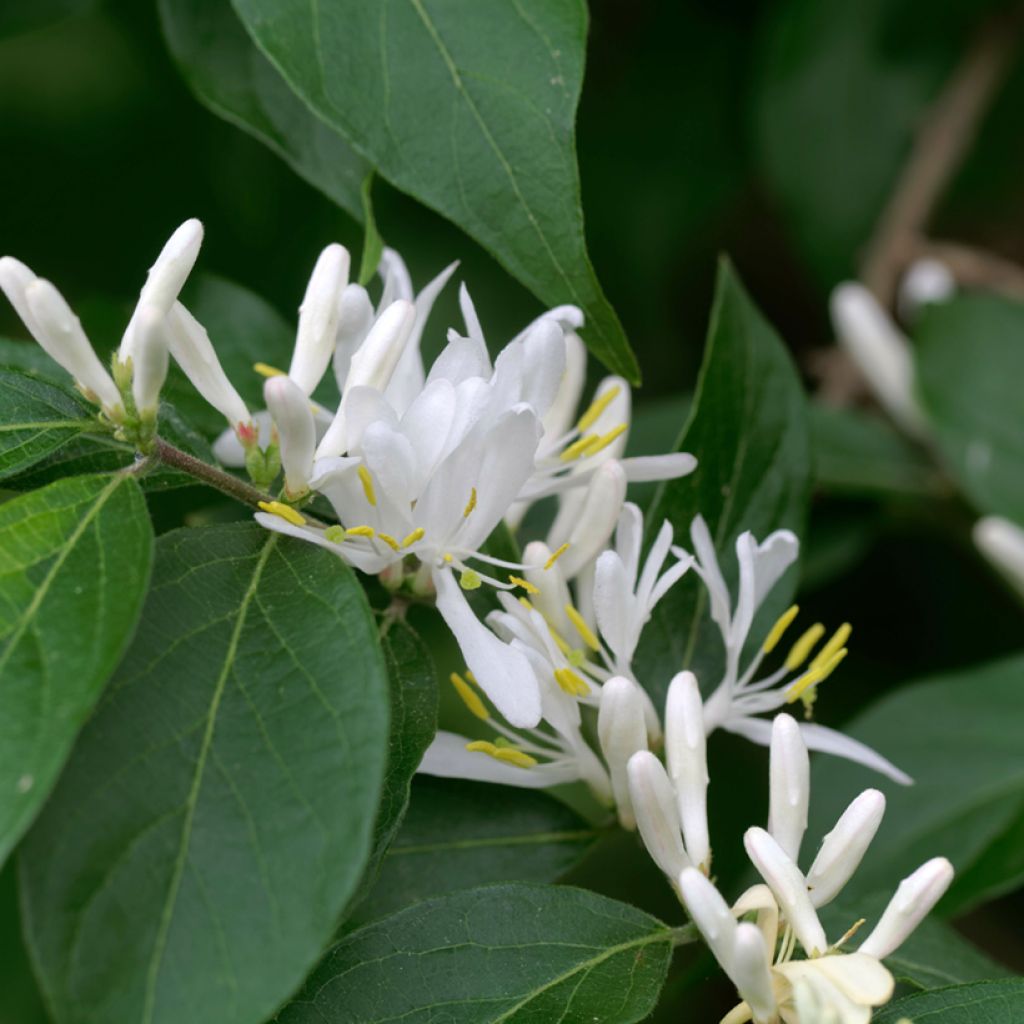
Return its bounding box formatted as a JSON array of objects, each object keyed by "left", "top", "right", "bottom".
[
  {"left": 910, "top": 238, "right": 1024, "bottom": 299},
  {"left": 152, "top": 437, "right": 273, "bottom": 509}
]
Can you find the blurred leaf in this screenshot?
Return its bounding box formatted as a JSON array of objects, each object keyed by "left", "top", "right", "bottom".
[
  {"left": 808, "top": 653, "right": 1024, "bottom": 915},
  {"left": 158, "top": 0, "right": 368, "bottom": 221},
  {"left": 636, "top": 259, "right": 810, "bottom": 706},
  {"left": 0, "top": 472, "right": 152, "bottom": 865},
  {"left": 353, "top": 777, "right": 602, "bottom": 924},
  {"left": 277, "top": 884, "right": 672, "bottom": 1024},
  {"left": 0, "top": 866, "right": 47, "bottom": 1024},
  {"left": 0, "top": 0, "right": 95, "bottom": 39},
  {"left": 810, "top": 402, "right": 943, "bottom": 497},
  {"left": 916, "top": 295, "right": 1024, "bottom": 522},
  {"left": 21, "top": 524, "right": 390, "bottom": 1024},
  {"left": 875, "top": 980, "right": 1024, "bottom": 1023},
  {"left": 230, "top": 0, "right": 639, "bottom": 382}
]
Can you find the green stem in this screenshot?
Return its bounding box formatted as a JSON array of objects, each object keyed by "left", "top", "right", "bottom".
[
  {"left": 670, "top": 923, "right": 700, "bottom": 948},
  {"left": 152, "top": 437, "right": 273, "bottom": 509}
]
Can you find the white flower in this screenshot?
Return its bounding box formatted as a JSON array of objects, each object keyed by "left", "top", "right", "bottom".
[
  {"left": 684, "top": 515, "right": 911, "bottom": 784},
  {"left": 897, "top": 258, "right": 955, "bottom": 323},
  {"left": 973, "top": 516, "right": 1024, "bottom": 598}
]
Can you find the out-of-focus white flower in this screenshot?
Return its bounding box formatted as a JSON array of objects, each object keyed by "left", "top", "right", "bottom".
[
  {"left": 973, "top": 516, "right": 1024, "bottom": 598},
  {"left": 897, "top": 258, "right": 955, "bottom": 323}
]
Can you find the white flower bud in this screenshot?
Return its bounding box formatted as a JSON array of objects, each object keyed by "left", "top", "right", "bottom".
[
  {"left": 627, "top": 751, "right": 689, "bottom": 881},
  {"left": 20, "top": 276, "right": 122, "bottom": 415},
  {"left": 551, "top": 460, "right": 627, "bottom": 579},
  {"left": 290, "top": 243, "right": 350, "bottom": 394},
  {"left": 973, "top": 516, "right": 1024, "bottom": 598},
  {"left": 332, "top": 283, "right": 376, "bottom": 391},
  {"left": 744, "top": 827, "right": 827, "bottom": 957},
  {"left": 768, "top": 713, "right": 809, "bottom": 862},
  {"left": 131, "top": 305, "right": 169, "bottom": 416},
  {"left": 678, "top": 867, "right": 738, "bottom": 980},
  {"left": 264, "top": 375, "right": 315, "bottom": 497},
  {"left": 597, "top": 677, "right": 648, "bottom": 830},
  {"left": 664, "top": 671, "right": 710, "bottom": 871},
  {"left": 898, "top": 258, "right": 955, "bottom": 323},
  {"left": 732, "top": 922, "right": 777, "bottom": 1024},
  {"left": 859, "top": 857, "right": 954, "bottom": 960},
  {"left": 164, "top": 302, "right": 251, "bottom": 431},
  {"left": 806, "top": 789, "right": 885, "bottom": 908}
]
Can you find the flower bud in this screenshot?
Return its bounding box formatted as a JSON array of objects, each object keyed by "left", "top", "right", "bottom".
[
  {"left": 973, "top": 516, "right": 1024, "bottom": 598},
  {"left": 597, "top": 677, "right": 648, "bottom": 830},
  {"left": 550, "top": 460, "right": 627, "bottom": 579},
  {"left": 806, "top": 789, "right": 885, "bottom": 908},
  {"left": 290, "top": 243, "right": 350, "bottom": 394},
  {"left": 732, "top": 922, "right": 777, "bottom": 1024},
  {"left": 131, "top": 305, "right": 169, "bottom": 417},
  {"left": 665, "top": 671, "right": 710, "bottom": 871},
  {"left": 332, "top": 283, "right": 376, "bottom": 391},
  {"left": 264, "top": 375, "right": 315, "bottom": 498},
  {"left": 859, "top": 857, "right": 954, "bottom": 960},
  {"left": 678, "top": 868, "right": 738, "bottom": 980},
  {"left": 898, "top": 258, "right": 954, "bottom": 323},
  {"left": 744, "top": 826, "right": 827, "bottom": 957},
  {"left": 626, "top": 751, "right": 689, "bottom": 881},
  {"left": 768, "top": 713, "right": 809, "bottom": 862}
]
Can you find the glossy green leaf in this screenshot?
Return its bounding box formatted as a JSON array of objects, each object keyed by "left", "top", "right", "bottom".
[
  {"left": 353, "top": 777, "right": 602, "bottom": 924},
  {"left": 635, "top": 259, "right": 810, "bottom": 705},
  {"left": 808, "top": 653, "right": 1024, "bottom": 915},
  {"left": 0, "top": 473, "right": 152, "bottom": 864},
  {"left": 158, "top": 0, "right": 368, "bottom": 221},
  {"left": 875, "top": 980, "right": 1024, "bottom": 1023},
  {"left": 278, "top": 883, "right": 672, "bottom": 1024},
  {"left": 0, "top": 369, "right": 99, "bottom": 480},
  {"left": 230, "top": 0, "right": 639, "bottom": 381},
  {"left": 916, "top": 295, "right": 1024, "bottom": 522},
  {"left": 20, "top": 524, "right": 390, "bottom": 1024}
]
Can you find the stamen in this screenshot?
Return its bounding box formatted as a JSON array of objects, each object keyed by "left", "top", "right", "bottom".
[
  {"left": 443, "top": 553, "right": 453, "bottom": 563},
  {"left": 464, "top": 670, "right": 477, "bottom": 684},
  {"left": 810, "top": 622, "right": 852, "bottom": 671},
  {"left": 460, "top": 569, "right": 482, "bottom": 590},
  {"left": 784, "top": 623, "right": 825, "bottom": 670},
  {"left": 508, "top": 575, "right": 539, "bottom": 594},
  {"left": 357, "top": 465, "right": 377, "bottom": 506},
  {"left": 576, "top": 384, "right": 622, "bottom": 432},
  {"left": 585, "top": 422, "right": 627, "bottom": 455},
  {"left": 376, "top": 532, "right": 400, "bottom": 552},
  {"left": 465, "top": 740, "right": 538, "bottom": 769},
  {"left": 548, "top": 626, "right": 573, "bottom": 656},
  {"left": 518, "top": 596, "right": 535, "bottom": 611},
  {"left": 253, "top": 362, "right": 285, "bottom": 378},
  {"left": 565, "top": 604, "right": 600, "bottom": 652},
  {"left": 560, "top": 434, "right": 598, "bottom": 462},
  {"left": 544, "top": 542, "right": 570, "bottom": 570},
  {"left": 324, "top": 525, "right": 346, "bottom": 544},
  {"left": 450, "top": 672, "right": 488, "bottom": 721},
  {"left": 554, "top": 667, "right": 591, "bottom": 697},
  {"left": 463, "top": 487, "right": 477, "bottom": 517},
  {"left": 257, "top": 500, "right": 306, "bottom": 527},
  {"left": 345, "top": 525, "right": 376, "bottom": 538},
  {"left": 401, "top": 527, "right": 425, "bottom": 548},
  {"left": 832, "top": 918, "right": 866, "bottom": 951},
  {"left": 763, "top": 604, "right": 799, "bottom": 653},
  {"left": 786, "top": 647, "right": 848, "bottom": 703}
]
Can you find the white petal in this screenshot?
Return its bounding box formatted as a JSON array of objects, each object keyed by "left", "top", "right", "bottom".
[
  {"left": 678, "top": 868, "right": 738, "bottom": 980},
  {"left": 620, "top": 452, "right": 698, "bottom": 483},
  {"left": 290, "top": 243, "right": 350, "bottom": 394},
  {"left": 732, "top": 923, "right": 777, "bottom": 1023},
  {"left": 418, "top": 731, "right": 576, "bottom": 788},
  {"left": 515, "top": 317, "right": 567, "bottom": 418},
  {"left": 332, "top": 283, "right": 375, "bottom": 393},
  {"left": 807, "top": 789, "right": 885, "bottom": 908},
  {"left": 627, "top": 751, "right": 689, "bottom": 880},
  {"left": 344, "top": 298, "right": 415, "bottom": 397},
  {"left": 614, "top": 502, "right": 644, "bottom": 588},
  {"left": 541, "top": 329, "right": 587, "bottom": 441},
  {"left": 689, "top": 515, "right": 731, "bottom": 638},
  {"left": 597, "top": 677, "right": 648, "bottom": 829},
  {"left": 796, "top": 723, "right": 913, "bottom": 786},
  {"left": 768, "top": 713, "right": 809, "bottom": 863},
  {"left": 665, "top": 672, "right": 710, "bottom": 870},
  {"left": 264, "top": 375, "right": 316, "bottom": 496},
  {"left": 593, "top": 551, "right": 634, "bottom": 666},
  {"left": 131, "top": 305, "right": 169, "bottom": 414},
  {"left": 554, "top": 460, "right": 627, "bottom": 579},
  {"left": 360, "top": 420, "right": 418, "bottom": 510}
]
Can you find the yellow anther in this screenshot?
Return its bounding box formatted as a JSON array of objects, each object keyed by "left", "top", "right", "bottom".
[
  {"left": 460, "top": 569, "right": 482, "bottom": 590},
  {"left": 324, "top": 525, "right": 346, "bottom": 544},
  {"left": 357, "top": 465, "right": 377, "bottom": 506},
  {"left": 764, "top": 605, "right": 800, "bottom": 653},
  {"left": 401, "top": 527, "right": 425, "bottom": 548},
  {"left": 443, "top": 553, "right": 453, "bottom": 563},
  {"left": 786, "top": 647, "right": 848, "bottom": 703},
  {"left": 810, "top": 623, "right": 852, "bottom": 671},
  {"left": 464, "top": 670, "right": 477, "bottom": 685},
  {"left": 450, "top": 672, "right": 488, "bottom": 721},
  {"left": 576, "top": 384, "right": 622, "bottom": 432},
  {"left": 518, "top": 596, "right": 535, "bottom": 611},
  {"left": 785, "top": 623, "right": 825, "bottom": 670},
  {"left": 253, "top": 362, "right": 285, "bottom": 378},
  {"left": 465, "top": 740, "right": 537, "bottom": 769},
  {"left": 463, "top": 487, "right": 478, "bottom": 518},
  {"left": 508, "top": 575, "right": 539, "bottom": 595},
  {"left": 565, "top": 604, "right": 601, "bottom": 652},
  {"left": 345, "top": 525, "right": 376, "bottom": 538},
  {"left": 377, "top": 532, "right": 400, "bottom": 552},
  {"left": 544, "top": 542, "right": 570, "bottom": 570},
  {"left": 560, "top": 434, "right": 599, "bottom": 462},
  {"left": 554, "top": 667, "right": 591, "bottom": 697},
  {"left": 257, "top": 500, "right": 306, "bottom": 527},
  {"left": 586, "top": 423, "right": 628, "bottom": 456}
]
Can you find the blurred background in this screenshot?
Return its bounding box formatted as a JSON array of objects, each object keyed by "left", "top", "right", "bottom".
[{"left": 2, "top": 0, "right": 1024, "bottom": 1020}]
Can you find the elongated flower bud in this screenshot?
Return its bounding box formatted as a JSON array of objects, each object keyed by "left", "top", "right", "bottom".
[
  {"left": 768, "top": 713, "right": 809, "bottom": 862},
  {"left": 332, "top": 283, "right": 376, "bottom": 391},
  {"left": 627, "top": 751, "right": 689, "bottom": 881},
  {"left": 744, "top": 827, "right": 827, "bottom": 957},
  {"left": 552, "top": 460, "right": 627, "bottom": 579},
  {"left": 806, "top": 789, "right": 885, "bottom": 908},
  {"left": 678, "top": 868, "right": 739, "bottom": 981},
  {"left": 132, "top": 305, "right": 169, "bottom": 416},
  {"left": 859, "top": 857, "right": 954, "bottom": 959},
  {"left": 597, "top": 677, "right": 648, "bottom": 830},
  {"left": 664, "top": 671, "right": 710, "bottom": 871},
  {"left": 264, "top": 375, "right": 315, "bottom": 497},
  {"left": 164, "top": 303, "right": 251, "bottom": 432},
  {"left": 20, "top": 276, "right": 122, "bottom": 415},
  {"left": 290, "top": 243, "right": 350, "bottom": 394},
  {"left": 732, "top": 922, "right": 777, "bottom": 1024}
]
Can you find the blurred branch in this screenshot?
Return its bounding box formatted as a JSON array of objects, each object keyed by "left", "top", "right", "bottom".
[{"left": 910, "top": 238, "right": 1024, "bottom": 299}]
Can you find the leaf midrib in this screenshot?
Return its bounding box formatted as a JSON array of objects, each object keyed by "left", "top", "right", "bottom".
[{"left": 387, "top": 828, "right": 600, "bottom": 857}]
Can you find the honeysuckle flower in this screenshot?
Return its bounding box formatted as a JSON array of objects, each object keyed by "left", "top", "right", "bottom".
[
  {"left": 973, "top": 515, "right": 1024, "bottom": 598},
  {"left": 830, "top": 282, "right": 926, "bottom": 438},
  {"left": 683, "top": 515, "right": 910, "bottom": 784}
]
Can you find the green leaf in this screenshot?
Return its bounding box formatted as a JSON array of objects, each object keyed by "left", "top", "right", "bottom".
[
  {"left": 20, "top": 524, "right": 390, "bottom": 1024},
  {"left": 0, "top": 0, "right": 95, "bottom": 39},
  {"left": 353, "top": 777, "right": 602, "bottom": 924},
  {"left": 230, "top": 0, "right": 639, "bottom": 382},
  {"left": 277, "top": 883, "right": 672, "bottom": 1024},
  {"left": 916, "top": 295, "right": 1024, "bottom": 522},
  {"left": 158, "top": 0, "right": 368, "bottom": 221},
  {"left": 0, "top": 369, "right": 100, "bottom": 481},
  {"left": 875, "top": 980, "right": 1024, "bottom": 1023},
  {"left": 0, "top": 865, "right": 48, "bottom": 1024},
  {"left": 0, "top": 473, "right": 152, "bottom": 864},
  {"left": 635, "top": 259, "right": 810, "bottom": 705},
  {"left": 808, "top": 653, "right": 1024, "bottom": 915}
]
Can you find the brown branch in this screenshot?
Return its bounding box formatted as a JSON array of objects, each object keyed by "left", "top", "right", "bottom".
[
  {"left": 910, "top": 238, "right": 1024, "bottom": 299},
  {"left": 153, "top": 437, "right": 273, "bottom": 509}
]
